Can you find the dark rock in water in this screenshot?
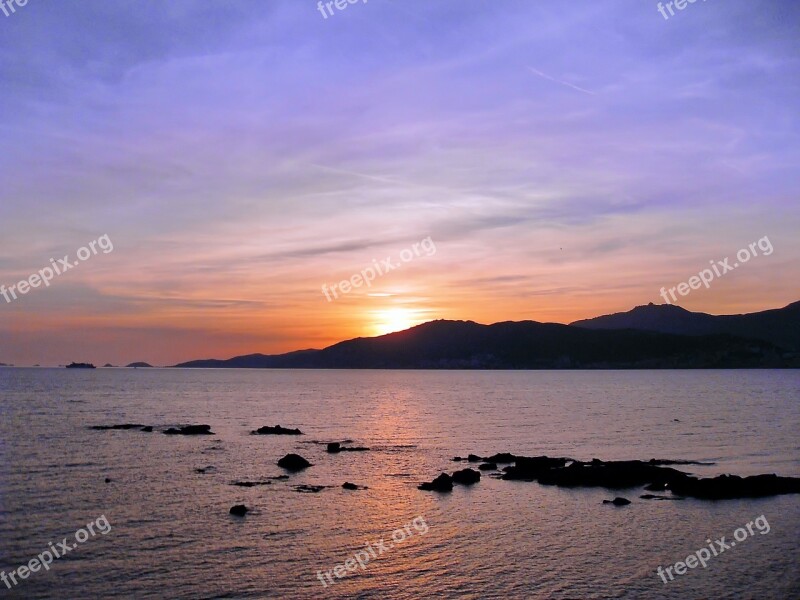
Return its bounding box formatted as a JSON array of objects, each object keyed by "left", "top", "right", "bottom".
[
  {"left": 418, "top": 473, "right": 453, "bottom": 492},
  {"left": 453, "top": 468, "right": 481, "bottom": 485},
  {"left": 648, "top": 458, "right": 715, "bottom": 466},
  {"left": 104, "top": 477, "right": 111, "bottom": 483},
  {"left": 640, "top": 494, "right": 682, "bottom": 500},
  {"left": 668, "top": 473, "right": 800, "bottom": 499},
  {"left": 328, "top": 442, "right": 369, "bottom": 453},
  {"left": 502, "top": 456, "right": 571, "bottom": 481},
  {"left": 479, "top": 462, "right": 498, "bottom": 471},
  {"left": 90, "top": 424, "right": 147, "bottom": 431},
  {"left": 232, "top": 481, "right": 272, "bottom": 487},
  {"left": 467, "top": 454, "right": 482, "bottom": 462},
  {"left": 537, "top": 460, "right": 686, "bottom": 489},
  {"left": 229, "top": 504, "right": 249, "bottom": 517},
  {"left": 485, "top": 452, "right": 517, "bottom": 463},
  {"left": 252, "top": 425, "right": 303, "bottom": 435},
  {"left": 164, "top": 424, "right": 214, "bottom": 436},
  {"left": 452, "top": 456, "right": 463, "bottom": 462},
  {"left": 603, "top": 497, "right": 631, "bottom": 506},
  {"left": 195, "top": 466, "right": 215, "bottom": 474},
  {"left": 342, "top": 482, "right": 367, "bottom": 490},
  {"left": 294, "top": 484, "right": 326, "bottom": 493},
  {"left": 141, "top": 426, "right": 153, "bottom": 432},
  {"left": 277, "top": 453, "right": 312, "bottom": 471}
]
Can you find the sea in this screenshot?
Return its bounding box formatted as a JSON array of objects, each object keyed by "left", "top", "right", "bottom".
[{"left": 0, "top": 368, "right": 798, "bottom": 599}]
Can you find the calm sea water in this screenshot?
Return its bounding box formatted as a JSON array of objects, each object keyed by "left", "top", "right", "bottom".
[{"left": 0, "top": 368, "right": 798, "bottom": 599}]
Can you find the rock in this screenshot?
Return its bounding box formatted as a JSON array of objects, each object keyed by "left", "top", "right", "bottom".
[
  {"left": 277, "top": 453, "right": 312, "bottom": 471},
  {"left": 536, "top": 460, "right": 686, "bottom": 489},
  {"left": 467, "top": 454, "right": 482, "bottom": 462},
  {"left": 232, "top": 481, "right": 272, "bottom": 487},
  {"left": 294, "top": 485, "right": 326, "bottom": 493},
  {"left": 640, "top": 494, "right": 682, "bottom": 500},
  {"left": 501, "top": 456, "right": 571, "bottom": 481},
  {"left": 90, "top": 424, "right": 147, "bottom": 430},
  {"left": 252, "top": 425, "right": 303, "bottom": 435},
  {"left": 327, "top": 442, "right": 369, "bottom": 453},
  {"left": 603, "top": 497, "right": 631, "bottom": 506},
  {"left": 342, "top": 482, "right": 362, "bottom": 490},
  {"left": 418, "top": 473, "right": 453, "bottom": 492},
  {"left": 141, "top": 426, "right": 153, "bottom": 432},
  {"left": 104, "top": 477, "right": 111, "bottom": 483},
  {"left": 452, "top": 456, "right": 463, "bottom": 462},
  {"left": 485, "top": 453, "right": 517, "bottom": 463},
  {"left": 648, "top": 458, "right": 715, "bottom": 466},
  {"left": 452, "top": 468, "right": 481, "bottom": 485},
  {"left": 668, "top": 473, "right": 800, "bottom": 499},
  {"left": 229, "top": 504, "right": 249, "bottom": 517},
  {"left": 164, "top": 424, "right": 214, "bottom": 435},
  {"left": 479, "top": 462, "right": 498, "bottom": 471}
]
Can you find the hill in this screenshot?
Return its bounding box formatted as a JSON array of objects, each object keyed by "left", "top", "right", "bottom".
[{"left": 571, "top": 301, "right": 800, "bottom": 351}]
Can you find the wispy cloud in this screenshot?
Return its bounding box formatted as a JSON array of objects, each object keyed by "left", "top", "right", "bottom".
[{"left": 527, "top": 67, "right": 596, "bottom": 96}]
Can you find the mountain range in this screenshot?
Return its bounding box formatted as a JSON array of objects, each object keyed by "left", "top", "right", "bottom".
[{"left": 174, "top": 301, "right": 800, "bottom": 369}]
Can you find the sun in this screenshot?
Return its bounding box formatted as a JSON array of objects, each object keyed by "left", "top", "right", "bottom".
[{"left": 371, "top": 308, "right": 420, "bottom": 336}]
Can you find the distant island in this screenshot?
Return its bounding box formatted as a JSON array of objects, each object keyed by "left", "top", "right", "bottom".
[
  {"left": 126, "top": 362, "right": 153, "bottom": 368},
  {"left": 66, "top": 362, "right": 96, "bottom": 369},
  {"left": 0, "top": 362, "right": 9, "bottom": 367},
  {"left": 173, "top": 300, "right": 799, "bottom": 370}
]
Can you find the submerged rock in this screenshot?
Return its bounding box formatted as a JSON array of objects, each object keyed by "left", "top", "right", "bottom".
[
  {"left": 603, "top": 497, "right": 631, "bottom": 506},
  {"left": 229, "top": 505, "right": 249, "bottom": 517},
  {"left": 252, "top": 425, "right": 303, "bottom": 435},
  {"left": 294, "top": 485, "right": 327, "bottom": 493},
  {"left": 640, "top": 494, "right": 682, "bottom": 501},
  {"left": 479, "top": 462, "right": 498, "bottom": 471},
  {"left": 90, "top": 424, "right": 149, "bottom": 431},
  {"left": 232, "top": 481, "right": 273, "bottom": 487},
  {"left": 164, "top": 424, "right": 214, "bottom": 436},
  {"left": 452, "top": 468, "right": 481, "bottom": 485},
  {"left": 418, "top": 473, "right": 453, "bottom": 492},
  {"left": 277, "top": 453, "right": 312, "bottom": 471},
  {"left": 327, "top": 442, "right": 341, "bottom": 453}
]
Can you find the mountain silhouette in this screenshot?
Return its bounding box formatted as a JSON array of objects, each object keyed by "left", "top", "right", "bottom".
[
  {"left": 174, "top": 301, "right": 799, "bottom": 369},
  {"left": 571, "top": 300, "right": 800, "bottom": 351}
]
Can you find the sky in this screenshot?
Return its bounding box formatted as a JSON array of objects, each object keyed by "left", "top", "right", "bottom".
[{"left": 0, "top": 0, "right": 798, "bottom": 366}]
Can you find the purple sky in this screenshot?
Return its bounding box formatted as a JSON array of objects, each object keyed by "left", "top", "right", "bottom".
[{"left": 0, "top": 0, "right": 798, "bottom": 365}]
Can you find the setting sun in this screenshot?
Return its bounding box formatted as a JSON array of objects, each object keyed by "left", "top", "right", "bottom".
[{"left": 371, "top": 308, "right": 421, "bottom": 336}]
